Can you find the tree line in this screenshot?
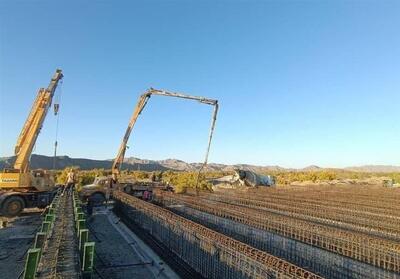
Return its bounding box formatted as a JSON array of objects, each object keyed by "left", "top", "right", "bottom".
[{"left": 55, "top": 167, "right": 400, "bottom": 190}]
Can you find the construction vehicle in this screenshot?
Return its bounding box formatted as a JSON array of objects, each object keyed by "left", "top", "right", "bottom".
[
  {"left": 209, "top": 169, "right": 276, "bottom": 189},
  {"left": 0, "top": 69, "right": 64, "bottom": 217},
  {"left": 79, "top": 88, "right": 218, "bottom": 202},
  {"left": 233, "top": 169, "right": 276, "bottom": 187}
]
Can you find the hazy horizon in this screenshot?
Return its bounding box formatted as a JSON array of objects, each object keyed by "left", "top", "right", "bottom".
[{"left": 1, "top": 153, "right": 399, "bottom": 170}]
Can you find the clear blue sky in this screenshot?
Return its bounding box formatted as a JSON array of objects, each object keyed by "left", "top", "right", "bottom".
[{"left": 1, "top": 0, "right": 399, "bottom": 168}]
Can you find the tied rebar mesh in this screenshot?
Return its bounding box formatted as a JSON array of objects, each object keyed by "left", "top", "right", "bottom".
[{"left": 114, "top": 191, "right": 322, "bottom": 279}]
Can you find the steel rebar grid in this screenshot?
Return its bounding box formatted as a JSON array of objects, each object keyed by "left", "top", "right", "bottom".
[
  {"left": 199, "top": 192, "right": 400, "bottom": 240},
  {"left": 36, "top": 192, "right": 80, "bottom": 278},
  {"left": 235, "top": 186, "right": 400, "bottom": 216},
  {"left": 167, "top": 201, "right": 397, "bottom": 279},
  {"left": 113, "top": 191, "right": 323, "bottom": 279},
  {"left": 154, "top": 191, "right": 400, "bottom": 273}
]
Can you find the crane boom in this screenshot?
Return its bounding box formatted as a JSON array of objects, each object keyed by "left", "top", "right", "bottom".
[
  {"left": 111, "top": 88, "right": 218, "bottom": 179},
  {"left": 13, "top": 69, "right": 63, "bottom": 173}
]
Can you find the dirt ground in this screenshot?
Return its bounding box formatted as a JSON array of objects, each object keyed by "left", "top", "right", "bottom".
[
  {"left": 0, "top": 209, "right": 43, "bottom": 279},
  {"left": 0, "top": 204, "right": 178, "bottom": 279}
]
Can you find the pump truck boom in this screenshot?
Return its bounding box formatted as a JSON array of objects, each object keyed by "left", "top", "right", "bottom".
[
  {"left": 79, "top": 88, "right": 218, "bottom": 202},
  {"left": 112, "top": 88, "right": 218, "bottom": 180},
  {"left": 0, "top": 69, "right": 64, "bottom": 217}
]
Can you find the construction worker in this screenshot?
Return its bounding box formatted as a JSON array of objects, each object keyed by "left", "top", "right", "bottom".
[
  {"left": 87, "top": 196, "right": 94, "bottom": 218},
  {"left": 143, "top": 190, "right": 149, "bottom": 201},
  {"left": 105, "top": 178, "right": 112, "bottom": 206},
  {"left": 65, "top": 169, "right": 76, "bottom": 195},
  {"left": 111, "top": 173, "right": 117, "bottom": 188}
]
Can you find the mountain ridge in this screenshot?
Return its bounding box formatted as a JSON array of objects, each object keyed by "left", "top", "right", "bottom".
[{"left": 0, "top": 154, "right": 399, "bottom": 173}]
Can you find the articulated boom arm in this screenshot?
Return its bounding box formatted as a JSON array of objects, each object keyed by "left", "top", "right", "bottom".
[
  {"left": 148, "top": 88, "right": 218, "bottom": 106},
  {"left": 13, "top": 69, "right": 63, "bottom": 173},
  {"left": 112, "top": 93, "right": 151, "bottom": 175},
  {"left": 149, "top": 88, "right": 219, "bottom": 171},
  {"left": 111, "top": 88, "right": 219, "bottom": 179}
]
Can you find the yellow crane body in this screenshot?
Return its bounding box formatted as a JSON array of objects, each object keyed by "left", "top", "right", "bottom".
[
  {"left": 0, "top": 69, "right": 63, "bottom": 216},
  {"left": 0, "top": 172, "right": 29, "bottom": 189}
]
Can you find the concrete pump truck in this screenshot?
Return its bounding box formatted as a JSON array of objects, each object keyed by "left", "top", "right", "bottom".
[
  {"left": 79, "top": 88, "right": 218, "bottom": 202},
  {"left": 0, "top": 69, "right": 63, "bottom": 217}
]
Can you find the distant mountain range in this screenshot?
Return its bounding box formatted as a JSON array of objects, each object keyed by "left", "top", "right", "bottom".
[{"left": 0, "top": 154, "right": 399, "bottom": 173}]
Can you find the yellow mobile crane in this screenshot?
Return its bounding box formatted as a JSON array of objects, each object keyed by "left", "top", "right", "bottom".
[
  {"left": 79, "top": 88, "right": 218, "bottom": 202},
  {"left": 0, "top": 69, "right": 64, "bottom": 217}
]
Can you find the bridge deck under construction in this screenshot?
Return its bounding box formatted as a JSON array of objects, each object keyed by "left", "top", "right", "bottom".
[
  {"left": 153, "top": 185, "right": 400, "bottom": 279},
  {"left": 114, "top": 191, "right": 323, "bottom": 279},
  {"left": 36, "top": 192, "right": 80, "bottom": 278},
  {"left": 2, "top": 184, "right": 398, "bottom": 279}
]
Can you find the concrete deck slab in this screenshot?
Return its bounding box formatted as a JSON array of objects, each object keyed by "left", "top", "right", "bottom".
[{"left": 88, "top": 206, "right": 179, "bottom": 279}]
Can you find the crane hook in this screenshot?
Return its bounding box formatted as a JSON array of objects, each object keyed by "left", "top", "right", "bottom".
[{"left": 54, "top": 103, "right": 60, "bottom": 115}]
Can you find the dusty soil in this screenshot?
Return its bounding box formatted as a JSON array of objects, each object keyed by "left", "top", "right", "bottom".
[
  {"left": 0, "top": 204, "right": 178, "bottom": 279},
  {"left": 0, "top": 209, "right": 43, "bottom": 279}
]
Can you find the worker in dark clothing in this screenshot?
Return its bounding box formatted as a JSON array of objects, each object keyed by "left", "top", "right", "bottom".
[
  {"left": 87, "top": 198, "right": 93, "bottom": 217},
  {"left": 111, "top": 173, "right": 117, "bottom": 188},
  {"left": 143, "top": 190, "right": 149, "bottom": 201}
]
